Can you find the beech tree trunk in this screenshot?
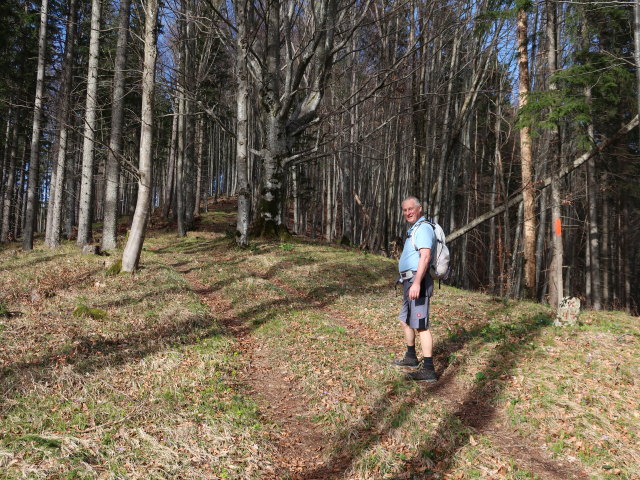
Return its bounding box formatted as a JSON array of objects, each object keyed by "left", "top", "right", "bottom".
[
  {"left": 235, "top": 0, "right": 250, "bottom": 246},
  {"left": 194, "top": 115, "right": 204, "bottom": 217},
  {"left": 22, "top": 0, "right": 49, "bottom": 250},
  {"left": 121, "top": 0, "right": 159, "bottom": 272},
  {"left": 102, "top": 0, "right": 132, "bottom": 251},
  {"left": 76, "top": 0, "right": 102, "bottom": 247}
]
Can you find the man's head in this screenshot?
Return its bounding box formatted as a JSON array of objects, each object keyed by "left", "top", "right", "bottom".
[{"left": 402, "top": 196, "right": 423, "bottom": 225}]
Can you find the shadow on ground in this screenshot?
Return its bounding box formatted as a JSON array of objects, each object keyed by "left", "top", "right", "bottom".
[{"left": 300, "top": 312, "right": 586, "bottom": 480}]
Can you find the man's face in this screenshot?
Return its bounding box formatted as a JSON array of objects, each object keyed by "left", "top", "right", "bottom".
[{"left": 402, "top": 200, "right": 422, "bottom": 225}]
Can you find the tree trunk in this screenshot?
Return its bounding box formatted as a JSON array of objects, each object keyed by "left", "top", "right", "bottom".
[
  {"left": 601, "top": 173, "right": 610, "bottom": 308},
  {"left": 516, "top": 7, "right": 537, "bottom": 298},
  {"left": 46, "top": 0, "right": 78, "bottom": 248},
  {"left": 162, "top": 108, "right": 178, "bottom": 219},
  {"left": 63, "top": 139, "right": 78, "bottom": 238},
  {"left": 586, "top": 152, "right": 602, "bottom": 309},
  {"left": 235, "top": 0, "right": 250, "bottom": 246},
  {"left": 121, "top": 0, "right": 159, "bottom": 272},
  {"left": 1, "top": 120, "right": 18, "bottom": 243},
  {"left": 258, "top": 114, "right": 287, "bottom": 236},
  {"left": 76, "top": 0, "right": 102, "bottom": 247},
  {"left": 193, "top": 114, "right": 204, "bottom": 217},
  {"left": 102, "top": 0, "right": 131, "bottom": 251},
  {"left": 176, "top": 88, "right": 186, "bottom": 237},
  {"left": 432, "top": 35, "right": 460, "bottom": 221},
  {"left": 622, "top": 201, "right": 631, "bottom": 312},
  {"left": 22, "top": 0, "right": 49, "bottom": 250},
  {"left": 548, "top": 176, "right": 564, "bottom": 307},
  {"left": 634, "top": 0, "right": 640, "bottom": 145},
  {"left": 546, "top": 0, "right": 563, "bottom": 308}
]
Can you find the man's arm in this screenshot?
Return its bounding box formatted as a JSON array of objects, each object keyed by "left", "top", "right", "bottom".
[{"left": 408, "top": 248, "right": 431, "bottom": 300}]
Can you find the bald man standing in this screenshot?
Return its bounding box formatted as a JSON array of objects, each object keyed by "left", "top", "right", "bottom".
[{"left": 392, "top": 196, "right": 437, "bottom": 382}]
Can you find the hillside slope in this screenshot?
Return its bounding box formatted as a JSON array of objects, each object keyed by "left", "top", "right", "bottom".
[{"left": 1, "top": 202, "right": 638, "bottom": 479}]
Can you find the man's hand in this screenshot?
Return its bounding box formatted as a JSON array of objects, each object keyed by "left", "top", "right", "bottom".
[
  {"left": 409, "top": 247, "right": 431, "bottom": 301},
  {"left": 408, "top": 282, "right": 421, "bottom": 300}
]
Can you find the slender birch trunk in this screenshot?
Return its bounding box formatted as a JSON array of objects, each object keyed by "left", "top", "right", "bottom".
[
  {"left": 102, "top": 0, "right": 132, "bottom": 251},
  {"left": 121, "top": 0, "right": 159, "bottom": 272},
  {"left": 22, "top": 0, "right": 49, "bottom": 250},
  {"left": 76, "top": 0, "right": 102, "bottom": 247}
]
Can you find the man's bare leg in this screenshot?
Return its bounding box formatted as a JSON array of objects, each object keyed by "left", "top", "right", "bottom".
[
  {"left": 393, "top": 320, "right": 419, "bottom": 367},
  {"left": 401, "top": 320, "right": 415, "bottom": 346},
  {"left": 417, "top": 328, "right": 433, "bottom": 358}
]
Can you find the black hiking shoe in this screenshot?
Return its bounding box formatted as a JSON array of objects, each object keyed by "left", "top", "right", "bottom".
[
  {"left": 407, "top": 362, "right": 438, "bottom": 382},
  {"left": 392, "top": 354, "right": 419, "bottom": 368}
]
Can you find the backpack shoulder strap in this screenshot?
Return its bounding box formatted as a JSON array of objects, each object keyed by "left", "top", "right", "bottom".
[{"left": 409, "top": 220, "right": 428, "bottom": 251}]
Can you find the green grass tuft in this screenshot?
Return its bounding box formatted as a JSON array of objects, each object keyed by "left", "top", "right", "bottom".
[
  {"left": 104, "top": 259, "right": 122, "bottom": 276},
  {"left": 73, "top": 304, "right": 108, "bottom": 320}
]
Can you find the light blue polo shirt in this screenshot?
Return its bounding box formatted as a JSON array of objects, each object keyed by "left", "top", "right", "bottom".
[{"left": 398, "top": 217, "right": 435, "bottom": 273}]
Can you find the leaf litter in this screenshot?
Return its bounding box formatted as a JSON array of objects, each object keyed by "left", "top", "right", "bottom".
[{"left": 1, "top": 204, "right": 640, "bottom": 479}]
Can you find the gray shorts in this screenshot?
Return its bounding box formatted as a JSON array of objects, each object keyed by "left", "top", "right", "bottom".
[{"left": 398, "top": 274, "right": 433, "bottom": 330}]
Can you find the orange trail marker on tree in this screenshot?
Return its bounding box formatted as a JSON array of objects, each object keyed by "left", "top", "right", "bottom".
[{"left": 555, "top": 218, "right": 562, "bottom": 236}]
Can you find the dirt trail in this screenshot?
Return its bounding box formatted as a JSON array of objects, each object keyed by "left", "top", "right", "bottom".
[
  {"left": 170, "top": 255, "right": 336, "bottom": 479},
  {"left": 164, "top": 227, "right": 587, "bottom": 480}
]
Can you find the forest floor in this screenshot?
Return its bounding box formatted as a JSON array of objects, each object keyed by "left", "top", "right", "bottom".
[{"left": 1, "top": 198, "right": 639, "bottom": 480}]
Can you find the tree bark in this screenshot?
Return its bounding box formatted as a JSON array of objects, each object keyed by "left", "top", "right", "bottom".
[
  {"left": 546, "top": 0, "right": 563, "bottom": 308},
  {"left": 121, "top": 0, "right": 159, "bottom": 272},
  {"left": 586, "top": 151, "right": 602, "bottom": 309},
  {"left": 235, "top": 0, "right": 250, "bottom": 246},
  {"left": 516, "top": 7, "right": 537, "bottom": 298},
  {"left": 102, "top": 0, "right": 132, "bottom": 251},
  {"left": 193, "top": 114, "right": 204, "bottom": 217},
  {"left": 22, "top": 0, "right": 49, "bottom": 250},
  {"left": 76, "top": 0, "right": 102, "bottom": 247}
]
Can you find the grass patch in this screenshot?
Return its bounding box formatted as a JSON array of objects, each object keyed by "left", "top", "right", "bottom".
[{"left": 73, "top": 303, "right": 108, "bottom": 320}]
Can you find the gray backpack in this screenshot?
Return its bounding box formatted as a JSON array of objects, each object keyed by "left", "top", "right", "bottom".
[{"left": 410, "top": 220, "right": 451, "bottom": 281}]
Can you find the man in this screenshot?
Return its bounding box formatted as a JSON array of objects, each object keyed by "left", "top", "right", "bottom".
[{"left": 393, "top": 196, "right": 437, "bottom": 382}]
